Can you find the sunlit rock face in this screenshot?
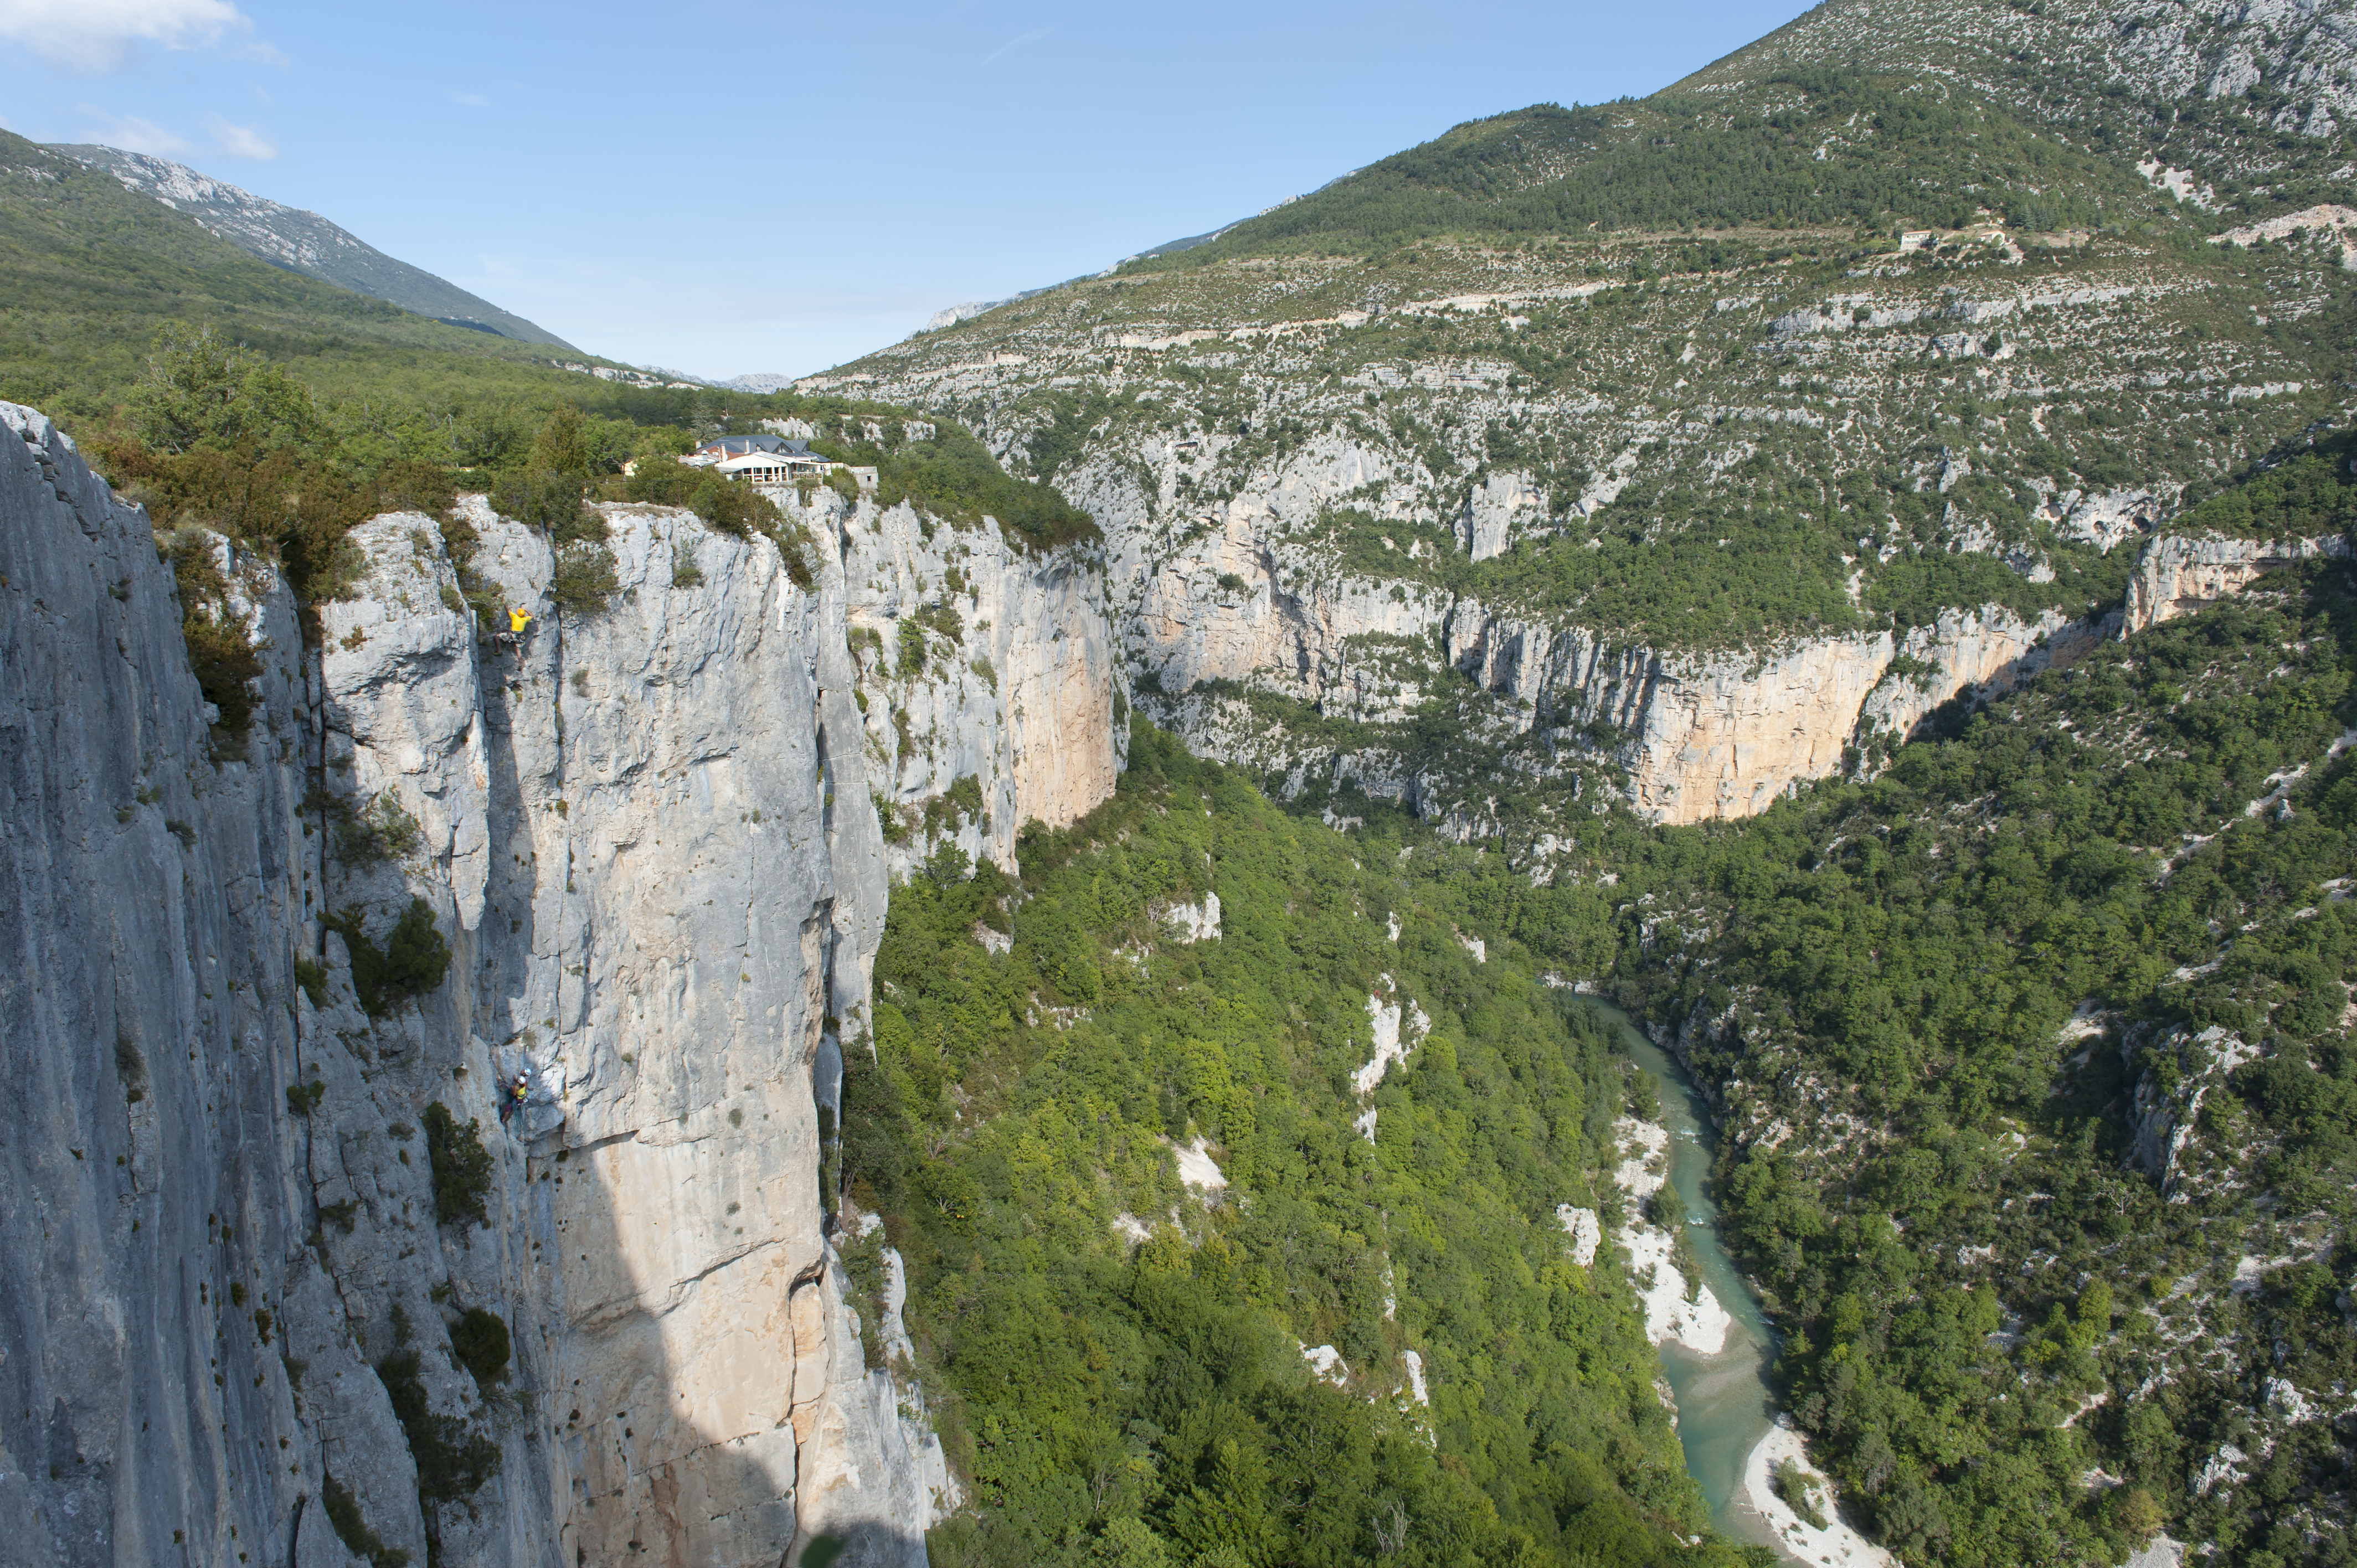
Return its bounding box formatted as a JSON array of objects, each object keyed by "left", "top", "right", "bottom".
[{"left": 0, "top": 407, "right": 1118, "bottom": 1568}]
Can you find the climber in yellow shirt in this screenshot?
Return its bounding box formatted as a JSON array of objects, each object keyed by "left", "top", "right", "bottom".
[{"left": 496, "top": 605, "right": 533, "bottom": 664}]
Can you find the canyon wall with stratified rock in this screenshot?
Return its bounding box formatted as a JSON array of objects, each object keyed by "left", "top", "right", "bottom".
[
  {"left": 819, "top": 19, "right": 2357, "bottom": 845},
  {"left": 0, "top": 404, "right": 1118, "bottom": 1568}
]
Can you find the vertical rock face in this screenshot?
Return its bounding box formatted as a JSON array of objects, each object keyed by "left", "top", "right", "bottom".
[
  {"left": 0, "top": 401, "right": 320, "bottom": 1568},
  {"left": 830, "top": 491, "right": 1124, "bottom": 874},
  {"left": 2122, "top": 531, "right": 2350, "bottom": 633},
  {"left": 0, "top": 405, "right": 1119, "bottom": 1567},
  {"left": 915, "top": 420, "right": 2129, "bottom": 827}
]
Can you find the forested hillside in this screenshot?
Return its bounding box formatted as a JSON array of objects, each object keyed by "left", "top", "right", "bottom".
[
  {"left": 1282, "top": 443, "right": 2357, "bottom": 1564},
  {"left": 832, "top": 436, "right": 2357, "bottom": 1566},
  {"left": 1121, "top": 71, "right": 2156, "bottom": 269},
  {"left": 841, "top": 729, "right": 1760, "bottom": 1567},
  {"left": 1684, "top": 0, "right": 2357, "bottom": 202},
  {"left": 1601, "top": 456, "right": 2357, "bottom": 1565}
]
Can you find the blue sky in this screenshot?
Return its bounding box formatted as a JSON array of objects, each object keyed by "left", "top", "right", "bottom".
[{"left": 0, "top": 0, "right": 1816, "bottom": 380}]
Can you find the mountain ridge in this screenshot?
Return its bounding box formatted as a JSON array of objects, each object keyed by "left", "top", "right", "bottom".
[{"left": 52, "top": 142, "right": 575, "bottom": 350}]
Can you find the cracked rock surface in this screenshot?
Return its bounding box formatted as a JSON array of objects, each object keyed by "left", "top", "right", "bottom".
[{"left": 0, "top": 403, "right": 1119, "bottom": 1566}]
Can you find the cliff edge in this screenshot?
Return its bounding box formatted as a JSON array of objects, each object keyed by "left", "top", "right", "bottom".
[{"left": 0, "top": 404, "right": 1119, "bottom": 1566}]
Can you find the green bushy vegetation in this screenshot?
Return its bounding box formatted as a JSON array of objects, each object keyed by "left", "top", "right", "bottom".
[
  {"left": 92, "top": 340, "right": 1090, "bottom": 632},
  {"left": 322, "top": 1471, "right": 409, "bottom": 1568},
  {"left": 375, "top": 1307, "right": 498, "bottom": 1560},
  {"left": 449, "top": 1307, "right": 511, "bottom": 1392},
  {"left": 777, "top": 403, "right": 1100, "bottom": 550},
  {"left": 1599, "top": 554, "right": 2357, "bottom": 1565},
  {"left": 160, "top": 524, "right": 266, "bottom": 735},
  {"left": 1127, "top": 72, "right": 2165, "bottom": 270},
  {"left": 851, "top": 723, "right": 1765, "bottom": 1567},
  {"left": 2169, "top": 448, "right": 2357, "bottom": 542},
  {"left": 326, "top": 898, "right": 452, "bottom": 1018},
  {"left": 0, "top": 130, "right": 565, "bottom": 426},
  {"left": 421, "top": 1101, "right": 495, "bottom": 1230},
  {"left": 1327, "top": 447, "right": 2357, "bottom": 1562}
]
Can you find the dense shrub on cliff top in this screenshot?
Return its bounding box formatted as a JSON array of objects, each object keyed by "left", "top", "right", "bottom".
[
  {"left": 849, "top": 720, "right": 1760, "bottom": 1567},
  {"left": 785, "top": 403, "right": 1100, "bottom": 553},
  {"left": 81, "top": 332, "right": 1079, "bottom": 637},
  {"left": 619, "top": 448, "right": 817, "bottom": 586}
]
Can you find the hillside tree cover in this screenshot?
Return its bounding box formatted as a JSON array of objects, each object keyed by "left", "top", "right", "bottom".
[{"left": 843, "top": 726, "right": 1766, "bottom": 1568}]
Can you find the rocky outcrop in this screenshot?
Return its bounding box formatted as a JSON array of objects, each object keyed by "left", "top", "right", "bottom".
[
  {"left": 1081, "top": 463, "right": 2333, "bottom": 826},
  {"left": 1430, "top": 596, "right": 2106, "bottom": 823},
  {"left": 1459, "top": 471, "right": 1545, "bottom": 561},
  {"left": 957, "top": 415, "right": 2132, "bottom": 827},
  {"left": 1128, "top": 498, "right": 1448, "bottom": 724},
  {"left": 1611, "top": 1117, "right": 1732, "bottom": 1354},
  {"left": 1125, "top": 527, "right": 2119, "bottom": 824},
  {"left": 2123, "top": 531, "right": 2350, "bottom": 634},
  {"left": 2126, "top": 1023, "right": 2261, "bottom": 1196},
  {"left": 831, "top": 493, "right": 1124, "bottom": 875},
  {"left": 0, "top": 405, "right": 1119, "bottom": 1568}
]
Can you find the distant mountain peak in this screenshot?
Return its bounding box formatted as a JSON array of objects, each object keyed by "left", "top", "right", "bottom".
[{"left": 50, "top": 143, "right": 576, "bottom": 351}]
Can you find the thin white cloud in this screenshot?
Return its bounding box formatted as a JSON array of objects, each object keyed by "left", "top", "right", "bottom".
[
  {"left": 446, "top": 90, "right": 490, "bottom": 108},
  {"left": 76, "top": 108, "right": 189, "bottom": 155},
  {"left": 0, "top": 0, "right": 257, "bottom": 73},
  {"left": 979, "top": 26, "right": 1052, "bottom": 66},
  {"left": 205, "top": 114, "right": 272, "bottom": 158}
]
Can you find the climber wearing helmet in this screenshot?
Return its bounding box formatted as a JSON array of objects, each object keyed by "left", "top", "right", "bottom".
[
  {"left": 499, "top": 1064, "right": 532, "bottom": 1128},
  {"left": 492, "top": 605, "right": 532, "bottom": 663}
]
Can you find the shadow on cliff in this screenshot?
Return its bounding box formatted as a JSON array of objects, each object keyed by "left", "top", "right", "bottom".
[{"left": 449, "top": 638, "right": 837, "bottom": 1568}]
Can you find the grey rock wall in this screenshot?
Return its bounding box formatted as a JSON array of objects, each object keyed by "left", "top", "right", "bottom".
[
  {"left": 1, "top": 401, "right": 326, "bottom": 1567},
  {"left": 0, "top": 404, "right": 1120, "bottom": 1566},
  {"left": 826, "top": 489, "right": 1125, "bottom": 875}
]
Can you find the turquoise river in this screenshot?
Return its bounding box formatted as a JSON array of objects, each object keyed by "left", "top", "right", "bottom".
[{"left": 1582, "top": 1000, "right": 1808, "bottom": 1564}]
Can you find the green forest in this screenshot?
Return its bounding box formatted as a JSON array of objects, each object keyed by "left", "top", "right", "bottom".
[
  {"left": 843, "top": 728, "right": 1764, "bottom": 1568},
  {"left": 1392, "top": 449, "right": 2357, "bottom": 1563},
  {"left": 1603, "top": 539, "right": 2357, "bottom": 1566},
  {"left": 842, "top": 435, "right": 2357, "bottom": 1566}
]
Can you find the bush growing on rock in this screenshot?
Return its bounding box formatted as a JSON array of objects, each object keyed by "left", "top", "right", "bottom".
[
  {"left": 549, "top": 539, "right": 619, "bottom": 615},
  {"left": 421, "top": 1102, "right": 495, "bottom": 1229},
  {"left": 162, "top": 529, "right": 264, "bottom": 737},
  {"left": 322, "top": 1471, "right": 409, "bottom": 1568},
  {"left": 449, "top": 1307, "right": 511, "bottom": 1390},
  {"left": 332, "top": 789, "right": 424, "bottom": 867},
  {"left": 326, "top": 898, "right": 451, "bottom": 1017},
  {"left": 377, "top": 1338, "right": 499, "bottom": 1510}
]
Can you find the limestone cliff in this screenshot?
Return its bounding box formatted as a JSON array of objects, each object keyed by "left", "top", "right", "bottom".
[
  {"left": 828, "top": 491, "right": 1124, "bottom": 875},
  {"left": 0, "top": 405, "right": 1119, "bottom": 1567},
  {"left": 830, "top": 146, "right": 2345, "bottom": 838},
  {"left": 2122, "top": 530, "right": 2352, "bottom": 634},
  {"left": 1033, "top": 446, "right": 2128, "bottom": 827}
]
